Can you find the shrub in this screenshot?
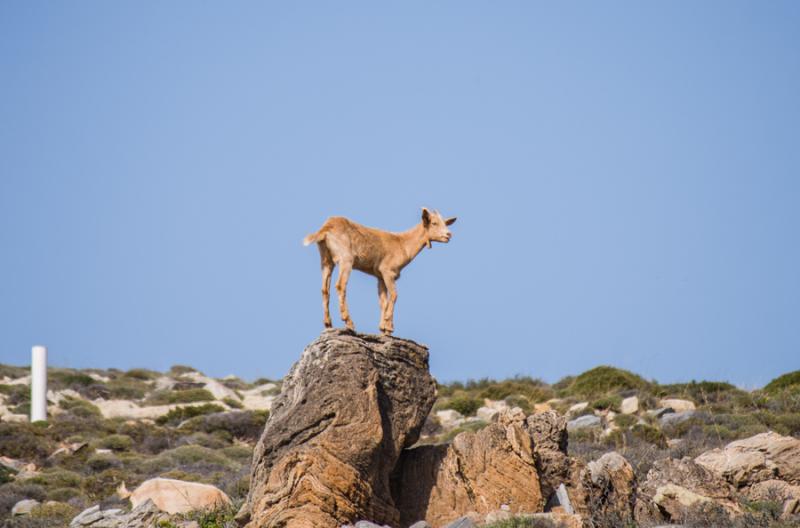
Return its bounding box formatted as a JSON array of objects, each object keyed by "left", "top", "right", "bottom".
[
  {"left": 145, "top": 389, "right": 215, "bottom": 406},
  {"left": 0, "top": 364, "right": 27, "bottom": 379},
  {"left": 106, "top": 377, "right": 149, "bottom": 400},
  {"left": 0, "top": 483, "right": 46, "bottom": 516},
  {"left": 82, "top": 468, "right": 128, "bottom": 501},
  {"left": 613, "top": 414, "right": 638, "bottom": 428},
  {"left": 223, "top": 397, "right": 244, "bottom": 409},
  {"left": 99, "top": 434, "right": 134, "bottom": 452},
  {"left": 764, "top": 370, "right": 800, "bottom": 395},
  {"left": 0, "top": 423, "right": 55, "bottom": 462},
  {"left": 440, "top": 420, "right": 488, "bottom": 444},
  {"left": 560, "top": 366, "right": 649, "bottom": 399},
  {"left": 28, "top": 469, "right": 82, "bottom": 488},
  {"left": 591, "top": 395, "right": 622, "bottom": 412},
  {"left": 50, "top": 371, "right": 95, "bottom": 389},
  {"left": 0, "top": 383, "right": 30, "bottom": 406},
  {"left": 59, "top": 397, "right": 102, "bottom": 418},
  {"left": 169, "top": 365, "right": 197, "bottom": 375},
  {"left": 29, "top": 501, "right": 79, "bottom": 522},
  {"left": 87, "top": 452, "right": 121, "bottom": 471},
  {"left": 447, "top": 396, "right": 483, "bottom": 416},
  {"left": 124, "top": 368, "right": 160, "bottom": 380},
  {"left": 630, "top": 424, "right": 667, "bottom": 448},
  {"left": 182, "top": 410, "right": 268, "bottom": 441},
  {"left": 156, "top": 404, "right": 225, "bottom": 425}
]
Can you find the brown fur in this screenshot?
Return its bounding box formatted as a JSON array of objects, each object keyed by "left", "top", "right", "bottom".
[{"left": 303, "top": 208, "right": 456, "bottom": 334}]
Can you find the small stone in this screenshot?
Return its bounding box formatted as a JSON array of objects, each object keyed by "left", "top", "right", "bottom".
[
  {"left": 567, "top": 414, "right": 601, "bottom": 431},
  {"left": 658, "top": 399, "right": 695, "bottom": 412},
  {"left": 555, "top": 483, "right": 574, "bottom": 514},
  {"left": 660, "top": 410, "right": 697, "bottom": 427},
  {"left": 408, "top": 522, "right": 431, "bottom": 528},
  {"left": 70, "top": 504, "right": 101, "bottom": 526},
  {"left": 12, "top": 499, "right": 39, "bottom": 516},
  {"left": 568, "top": 402, "right": 588, "bottom": 414},
  {"left": 620, "top": 396, "right": 639, "bottom": 415},
  {"left": 476, "top": 406, "right": 499, "bottom": 422},
  {"left": 354, "top": 521, "right": 389, "bottom": 528},
  {"left": 647, "top": 407, "right": 674, "bottom": 418}
]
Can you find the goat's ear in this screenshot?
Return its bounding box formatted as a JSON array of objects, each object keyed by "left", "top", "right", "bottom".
[
  {"left": 421, "top": 208, "right": 431, "bottom": 227},
  {"left": 445, "top": 217, "right": 457, "bottom": 226}
]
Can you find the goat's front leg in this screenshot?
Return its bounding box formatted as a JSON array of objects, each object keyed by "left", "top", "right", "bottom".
[
  {"left": 377, "top": 278, "right": 388, "bottom": 333},
  {"left": 336, "top": 262, "right": 355, "bottom": 330},
  {"left": 381, "top": 272, "right": 398, "bottom": 335}
]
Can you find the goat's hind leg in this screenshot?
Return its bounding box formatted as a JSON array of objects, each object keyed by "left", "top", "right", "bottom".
[
  {"left": 336, "top": 260, "right": 355, "bottom": 331},
  {"left": 318, "top": 243, "right": 334, "bottom": 328}
]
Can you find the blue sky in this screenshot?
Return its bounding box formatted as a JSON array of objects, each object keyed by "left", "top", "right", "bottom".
[{"left": 1, "top": 2, "right": 798, "bottom": 387}]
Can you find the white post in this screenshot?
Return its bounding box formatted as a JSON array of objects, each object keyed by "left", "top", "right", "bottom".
[{"left": 30, "top": 345, "right": 47, "bottom": 422}]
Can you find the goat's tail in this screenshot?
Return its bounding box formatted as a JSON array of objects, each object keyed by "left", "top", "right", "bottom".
[{"left": 302, "top": 229, "right": 325, "bottom": 247}]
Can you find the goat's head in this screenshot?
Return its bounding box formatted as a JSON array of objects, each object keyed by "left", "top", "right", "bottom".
[{"left": 421, "top": 208, "right": 457, "bottom": 247}]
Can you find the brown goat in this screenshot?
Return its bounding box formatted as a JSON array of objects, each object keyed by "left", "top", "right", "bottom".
[{"left": 303, "top": 208, "right": 457, "bottom": 334}]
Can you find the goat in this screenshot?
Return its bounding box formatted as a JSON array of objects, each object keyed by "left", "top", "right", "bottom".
[{"left": 303, "top": 208, "right": 457, "bottom": 334}]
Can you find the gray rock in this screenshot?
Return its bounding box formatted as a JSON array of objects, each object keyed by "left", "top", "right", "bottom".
[
  {"left": 70, "top": 505, "right": 101, "bottom": 526},
  {"left": 409, "top": 522, "right": 432, "bottom": 528},
  {"left": 555, "top": 482, "right": 574, "bottom": 514},
  {"left": 443, "top": 517, "right": 477, "bottom": 528},
  {"left": 660, "top": 410, "right": 697, "bottom": 427},
  {"left": 567, "top": 414, "right": 601, "bottom": 431},
  {"left": 70, "top": 499, "right": 164, "bottom": 528},
  {"left": 354, "top": 522, "right": 391, "bottom": 528},
  {"left": 11, "top": 499, "right": 39, "bottom": 516},
  {"left": 648, "top": 407, "right": 674, "bottom": 418}
]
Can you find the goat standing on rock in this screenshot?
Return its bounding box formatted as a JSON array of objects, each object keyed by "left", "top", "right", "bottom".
[{"left": 303, "top": 208, "right": 456, "bottom": 335}]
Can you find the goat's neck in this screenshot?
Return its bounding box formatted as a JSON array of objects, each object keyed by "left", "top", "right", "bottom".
[{"left": 398, "top": 223, "right": 429, "bottom": 267}]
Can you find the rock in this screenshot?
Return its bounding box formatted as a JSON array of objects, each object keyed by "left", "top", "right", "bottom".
[
  {"left": 533, "top": 403, "right": 552, "bottom": 413},
  {"left": 647, "top": 408, "right": 673, "bottom": 419},
  {"left": 659, "top": 410, "right": 696, "bottom": 427},
  {"left": 527, "top": 411, "right": 570, "bottom": 501},
  {"left": 659, "top": 399, "right": 695, "bottom": 412},
  {"left": 694, "top": 431, "right": 800, "bottom": 486},
  {"left": 484, "top": 509, "right": 511, "bottom": 523},
  {"left": 638, "top": 457, "right": 741, "bottom": 522},
  {"left": 745, "top": 479, "right": 800, "bottom": 502},
  {"left": 475, "top": 406, "right": 499, "bottom": 422},
  {"left": 71, "top": 499, "right": 172, "bottom": 527},
  {"left": 784, "top": 498, "right": 799, "bottom": 517},
  {"left": 585, "top": 452, "right": 636, "bottom": 521},
  {"left": 408, "top": 522, "right": 431, "bottom": 528},
  {"left": 568, "top": 402, "right": 589, "bottom": 414},
  {"left": 181, "top": 371, "right": 242, "bottom": 402},
  {"left": 394, "top": 409, "right": 544, "bottom": 527},
  {"left": 127, "top": 478, "right": 231, "bottom": 514},
  {"left": 12, "top": 499, "right": 39, "bottom": 515},
  {"left": 435, "top": 409, "right": 465, "bottom": 428},
  {"left": 442, "top": 517, "right": 477, "bottom": 528},
  {"left": 620, "top": 396, "right": 639, "bottom": 415},
  {"left": 353, "top": 522, "right": 390, "bottom": 528},
  {"left": 91, "top": 399, "right": 219, "bottom": 420},
  {"left": 567, "top": 414, "right": 601, "bottom": 431},
  {"left": 241, "top": 330, "right": 436, "bottom": 528},
  {"left": 554, "top": 483, "right": 574, "bottom": 514}
]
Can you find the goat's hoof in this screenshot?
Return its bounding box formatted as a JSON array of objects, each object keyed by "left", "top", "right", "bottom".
[{"left": 323, "top": 321, "right": 332, "bottom": 328}]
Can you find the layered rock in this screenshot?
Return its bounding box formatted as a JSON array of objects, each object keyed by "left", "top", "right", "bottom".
[
  {"left": 239, "top": 330, "right": 437, "bottom": 528},
  {"left": 695, "top": 431, "right": 800, "bottom": 487},
  {"left": 393, "top": 409, "right": 544, "bottom": 527}
]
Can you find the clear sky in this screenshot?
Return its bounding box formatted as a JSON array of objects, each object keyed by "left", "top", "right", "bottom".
[{"left": 1, "top": 2, "right": 798, "bottom": 387}]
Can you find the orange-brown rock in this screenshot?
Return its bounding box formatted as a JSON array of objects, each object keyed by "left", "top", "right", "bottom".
[
  {"left": 239, "top": 330, "right": 436, "bottom": 528},
  {"left": 394, "top": 409, "right": 545, "bottom": 527}
]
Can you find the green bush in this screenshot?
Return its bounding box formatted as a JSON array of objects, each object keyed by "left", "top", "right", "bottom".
[
  {"left": 106, "top": 378, "right": 149, "bottom": 400},
  {"left": 0, "top": 364, "right": 27, "bottom": 379},
  {"left": 99, "top": 434, "right": 134, "bottom": 451},
  {"left": 59, "top": 397, "right": 102, "bottom": 417},
  {"left": 764, "top": 370, "right": 800, "bottom": 395},
  {"left": 145, "top": 388, "right": 215, "bottom": 406},
  {"left": 441, "top": 396, "right": 482, "bottom": 416},
  {"left": 169, "top": 365, "right": 198, "bottom": 375},
  {"left": 560, "top": 366, "right": 649, "bottom": 399},
  {"left": 156, "top": 403, "right": 225, "bottom": 425},
  {"left": 27, "top": 469, "right": 82, "bottom": 488},
  {"left": 0, "top": 423, "right": 55, "bottom": 462},
  {"left": 440, "top": 420, "right": 489, "bottom": 444},
  {"left": 613, "top": 414, "right": 638, "bottom": 428},
  {"left": 87, "top": 452, "right": 120, "bottom": 471},
  {"left": 124, "top": 368, "right": 160, "bottom": 380},
  {"left": 591, "top": 395, "right": 622, "bottom": 412},
  {"left": 223, "top": 397, "right": 244, "bottom": 409}
]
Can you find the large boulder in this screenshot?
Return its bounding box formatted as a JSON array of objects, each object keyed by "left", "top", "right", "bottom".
[
  {"left": 393, "top": 409, "right": 544, "bottom": 527},
  {"left": 240, "top": 330, "right": 436, "bottom": 528},
  {"left": 694, "top": 431, "right": 800, "bottom": 487},
  {"left": 124, "top": 478, "right": 231, "bottom": 514},
  {"left": 638, "top": 457, "right": 741, "bottom": 522}
]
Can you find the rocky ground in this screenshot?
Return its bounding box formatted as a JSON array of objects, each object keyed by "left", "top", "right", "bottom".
[{"left": 1, "top": 333, "right": 799, "bottom": 528}]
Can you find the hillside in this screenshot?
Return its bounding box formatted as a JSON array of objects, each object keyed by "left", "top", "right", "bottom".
[{"left": 1, "top": 360, "right": 799, "bottom": 527}]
